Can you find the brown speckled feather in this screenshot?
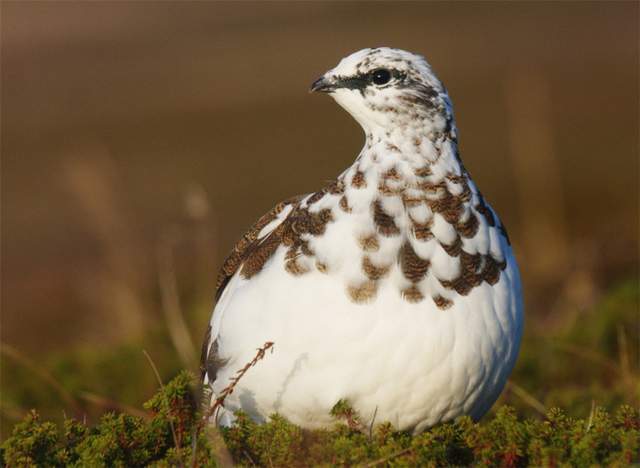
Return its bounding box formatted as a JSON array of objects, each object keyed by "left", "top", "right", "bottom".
[{"left": 214, "top": 195, "right": 304, "bottom": 303}]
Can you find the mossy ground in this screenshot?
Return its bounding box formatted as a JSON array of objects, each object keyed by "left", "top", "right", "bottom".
[{"left": 2, "top": 370, "right": 638, "bottom": 467}]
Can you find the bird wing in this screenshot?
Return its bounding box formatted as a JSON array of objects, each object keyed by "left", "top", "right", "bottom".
[{"left": 199, "top": 194, "right": 305, "bottom": 382}]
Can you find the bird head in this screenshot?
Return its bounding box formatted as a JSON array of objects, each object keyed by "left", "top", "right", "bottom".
[{"left": 310, "top": 48, "right": 452, "bottom": 134}]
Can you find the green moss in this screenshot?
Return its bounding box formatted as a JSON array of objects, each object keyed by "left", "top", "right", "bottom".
[
  {"left": 2, "top": 370, "right": 638, "bottom": 467},
  {"left": 221, "top": 404, "right": 638, "bottom": 467},
  {"left": 1, "top": 411, "right": 60, "bottom": 466},
  {"left": 1, "top": 371, "right": 210, "bottom": 467}
]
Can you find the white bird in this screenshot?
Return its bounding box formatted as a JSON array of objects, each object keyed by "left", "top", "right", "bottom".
[{"left": 200, "top": 47, "right": 523, "bottom": 433}]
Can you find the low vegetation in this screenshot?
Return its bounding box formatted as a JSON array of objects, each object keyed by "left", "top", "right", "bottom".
[{"left": 2, "top": 370, "right": 638, "bottom": 467}]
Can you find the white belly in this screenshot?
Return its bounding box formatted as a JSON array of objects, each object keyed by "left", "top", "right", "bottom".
[{"left": 210, "top": 247, "right": 523, "bottom": 433}]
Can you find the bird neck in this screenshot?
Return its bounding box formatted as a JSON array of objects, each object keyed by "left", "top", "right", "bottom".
[
  {"left": 336, "top": 118, "right": 470, "bottom": 225},
  {"left": 354, "top": 114, "right": 464, "bottom": 183}
]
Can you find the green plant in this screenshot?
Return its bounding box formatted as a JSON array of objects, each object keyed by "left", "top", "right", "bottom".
[{"left": 2, "top": 370, "right": 638, "bottom": 467}]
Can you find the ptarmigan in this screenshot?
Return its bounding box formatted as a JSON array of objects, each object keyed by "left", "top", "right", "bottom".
[{"left": 200, "top": 47, "right": 523, "bottom": 433}]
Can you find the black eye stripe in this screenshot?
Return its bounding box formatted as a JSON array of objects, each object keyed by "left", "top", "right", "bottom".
[{"left": 332, "top": 69, "right": 405, "bottom": 93}]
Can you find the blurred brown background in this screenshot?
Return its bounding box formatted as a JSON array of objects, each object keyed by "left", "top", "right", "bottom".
[{"left": 1, "top": 1, "right": 638, "bottom": 433}]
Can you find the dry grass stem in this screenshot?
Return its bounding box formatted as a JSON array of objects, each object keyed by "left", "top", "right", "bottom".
[
  {"left": 77, "top": 391, "right": 150, "bottom": 420},
  {"left": 552, "top": 342, "right": 623, "bottom": 375},
  {"left": 157, "top": 233, "right": 198, "bottom": 369},
  {"left": 191, "top": 341, "right": 275, "bottom": 466},
  {"left": 0, "top": 342, "right": 82, "bottom": 416},
  {"left": 209, "top": 341, "right": 274, "bottom": 425},
  {"left": 616, "top": 325, "right": 631, "bottom": 380},
  {"left": 368, "top": 406, "right": 378, "bottom": 440},
  {"left": 142, "top": 349, "right": 182, "bottom": 464},
  {"left": 585, "top": 400, "right": 596, "bottom": 432},
  {"left": 62, "top": 151, "right": 147, "bottom": 339},
  {"left": 506, "top": 381, "right": 547, "bottom": 416}
]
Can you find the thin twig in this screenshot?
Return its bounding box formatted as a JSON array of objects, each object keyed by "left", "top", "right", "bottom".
[
  {"left": 191, "top": 341, "right": 274, "bottom": 466},
  {"left": 142, "top": 349, "right": 181, "bottom": 465},
  {"left": 207, "top": 341, "right": 274, "bottom": 426}
]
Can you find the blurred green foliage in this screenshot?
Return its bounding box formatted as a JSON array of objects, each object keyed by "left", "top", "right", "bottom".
[{"left": 501, "top": 278, "right": 638, "bottom": 416}]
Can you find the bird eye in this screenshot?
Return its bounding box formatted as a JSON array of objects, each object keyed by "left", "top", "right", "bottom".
[{"left": 371, "top": 68, "right": 392, "bottom": 85}]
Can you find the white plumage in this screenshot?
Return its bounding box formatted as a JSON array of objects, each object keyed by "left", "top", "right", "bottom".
[{"left": 201, "top": 47, "right": 523, "bottom": 433}]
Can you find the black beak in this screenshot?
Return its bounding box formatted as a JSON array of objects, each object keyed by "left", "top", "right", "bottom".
[{"left": 310, "top": 76, "right": 335, "bottom": 93}]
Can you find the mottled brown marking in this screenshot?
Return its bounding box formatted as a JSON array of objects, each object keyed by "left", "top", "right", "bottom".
[
  {"left": 285, "top": 257, "right": 310, "bottom": 275},
  {"left": 414, "top": 166, "right": 432, "bottom": 177},
  {"left": 483, "top": 256, "right": 505, "bottom": 285},
  {"left": 432, "top": 295, "right": 453, "bottom": 310},
  {"left": 359, "top": 234, "right": 380, "bottom": 252},
  {"left": 316, "top": 261, "right": 328, "bottom": 273},
  {"left": 419, "top": 180, "right": 447, "bottom": 193},
  {"left": 277, "top": 205, "right": 335, "bottom": 277},
  {"left": 402, "top": 195, "right": 423, "bottom": 207},
  {"left": 326, "top": 179, "right": 345, "bottom": 195},
  {"left": 413, "top": 137, "right": 422, "bottom": 146},
  {"left": 446, "top": 174, "right": 466, "bottom": 184},
  {"left": 240, "top": 224, "right": 285, "bottom": 279},
  {"left": 300, "top": 242, "right": 314, "bottom": 256},
  {"left": 475, "top": 195, "right": 495, "bottom": 226},
  {"left": 373, "top": 200, "right": 400, "bottom": 236},
  {"left": 440, "top": 251, "right": 481, "bottom": 295},
  {"left": 306, "top": 190, "right": 325, "bottom": 205},
  {"left": 400, "top": 241, "right": 430, "bottom": 283},
  {"left": 440, "top": 236, "right": 462, "bottom": 256},
  {"left": 362, "top": 256, "right": 390, "bottom": 280},
  {"left": 285, "top": 246, "right": 311, "bottom": 275},
  {"left": 459, "top": 180, "right": 472, "bottom": 202},
  {"left": 384, "top": 167, "right": 401, "bottom": 180},
  {"left": 352, "top": 170, "right": 367, "bottom": 188},
  {"left": 386, "top": 143, "right": 401, "bottom": 153},
  {"left": 216, "top": 195, "right": 303, "bottom": 299},
  {"left": 457, "top": 212, "right": 479, "bottom": 238},
  {"left": 398, "top": 93, "right": 433, "bottom": 109},
  {"left": 347, "top": 281, "right": 377, "bottom": 303},
  {"left": 428, "top": 189, "right": 465, "bottom": 225},
  {"left": 402, "top": 285, "right": 424, "bottom": 303},
  {"left": 412, "top": 221, "right": 434, "bottom": 241},
  {"left": 378, "top": 181, "right": 401, "bottom": 196},
  {"left": 439, "top": 251, "right": 506, "bottom": 295},
  {"left": 339, "top": 195, "right": 351, "bottom": 212},
  {"left": 288, "top": 208, "right": 333, "bottom": 237}
]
